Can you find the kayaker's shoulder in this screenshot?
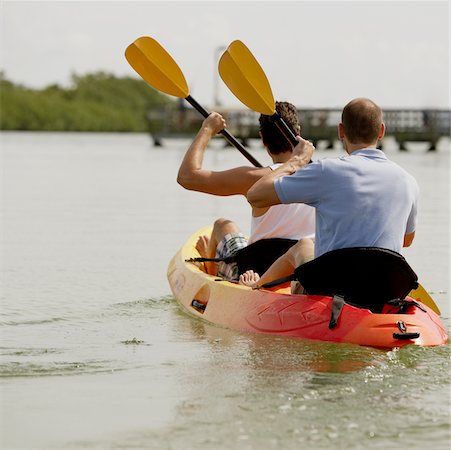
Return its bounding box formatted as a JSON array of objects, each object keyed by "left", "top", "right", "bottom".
[
  {"left": 234, "top": 165, "right": 273, "bottom": 179},
  {"left": 201, "top": 165, "right": 272, "bottom": 196}
]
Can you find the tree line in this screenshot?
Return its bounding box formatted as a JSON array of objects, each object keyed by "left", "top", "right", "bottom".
[{"left": 0, "top": 72, "right": 174, "bottom": 132}]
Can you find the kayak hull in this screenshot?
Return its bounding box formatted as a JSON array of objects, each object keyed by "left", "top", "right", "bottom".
[{"left": 167, "top": 227, "right": 448, "bottom": 348}]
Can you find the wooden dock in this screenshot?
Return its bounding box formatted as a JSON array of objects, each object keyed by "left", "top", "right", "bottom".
[{"left": 147, "top": 106, "right": 450, "bottom": 151}]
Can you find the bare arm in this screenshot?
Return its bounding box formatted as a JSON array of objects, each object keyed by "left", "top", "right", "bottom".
[
  {"left": 403, "top": 231, "right": 415, "bottom": 247},
  {"left": 177, "top": 113, "right": 270, "bottom": 196},
  {"left": 247, "top": 136, "right": 314, "bottom": 207},
  {"left": 177, "top": 112, "right": 224, "bottom": 191}
]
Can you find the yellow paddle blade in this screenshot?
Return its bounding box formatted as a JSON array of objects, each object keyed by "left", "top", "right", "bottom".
[
  {"left": 409, "top": 283, "right": 441, "bottom": 315},
  {"left": 125, "top": 36, "right": 189, "bottom": 98},
  {"left": 219, "top": 40, "right": 275, "bottom": 115}
]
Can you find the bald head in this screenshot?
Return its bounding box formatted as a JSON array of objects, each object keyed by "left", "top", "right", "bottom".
[{"left": 341, "top": 98, "right": 383, "bottom": 145}]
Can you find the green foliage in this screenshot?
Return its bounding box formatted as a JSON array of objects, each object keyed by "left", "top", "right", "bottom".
[{"left": 0, "top": 72, "right": 174, "bottom": 131}]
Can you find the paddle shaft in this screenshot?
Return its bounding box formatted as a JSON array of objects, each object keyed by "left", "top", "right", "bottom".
[
  {"left": 271, "top": 112, "right": 314, "bottom": 165},
  {"left": 185, "top": 95, "right": 262, "bottom": 167},
  {"left": 271, "top": 113, "right": 299, "bottom": 147}
]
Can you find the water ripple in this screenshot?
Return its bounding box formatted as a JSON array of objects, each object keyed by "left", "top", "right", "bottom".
[
  {"left": 0, "top": 346, "right": 63, "bottom": 357},
  {"left": 0, "top": 359, "right": 124, "bottom": 378},
  {"left": 0, "top": 316, "right": 68, "bottom": 327}
]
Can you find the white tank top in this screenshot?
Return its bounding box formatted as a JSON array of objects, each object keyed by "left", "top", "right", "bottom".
[{"left": 248, "top": 164, "right": 316, "bottom": 244}]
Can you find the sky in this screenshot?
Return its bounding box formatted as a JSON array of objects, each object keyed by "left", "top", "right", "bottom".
[{"left": 0, "top": 0, "right": 450, "bottom": 109}]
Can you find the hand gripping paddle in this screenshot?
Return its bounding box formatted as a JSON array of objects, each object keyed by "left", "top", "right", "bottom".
[{"left": 125, "top": 36, "right": 262, "bottom": 167}]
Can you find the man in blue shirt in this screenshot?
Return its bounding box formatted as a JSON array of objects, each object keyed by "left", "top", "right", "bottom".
[{"left": 240, "top": 98, "right": 419, "bottom": 288}]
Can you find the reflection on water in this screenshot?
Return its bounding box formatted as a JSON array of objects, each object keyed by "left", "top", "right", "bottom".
[
  {"left": 0, "top": 133, "right": 449, "bottom": 449},
  {"left": 84, "top": 304, "right": 449, "bottom": 450},
  {"left": 175, "top": 307, "right": 381, "bottom": 374}
]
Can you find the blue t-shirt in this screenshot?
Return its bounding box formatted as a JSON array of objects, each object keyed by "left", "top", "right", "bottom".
[{"left": 274, "top": 148, "right": 419, "bottom": 257}]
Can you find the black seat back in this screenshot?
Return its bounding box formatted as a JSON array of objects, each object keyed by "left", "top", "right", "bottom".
[
  {"left": 235, "top": 238, "right": 297, "bottom": 276},
  {"left": 294, "top": 247, "right": 418, "bottom": 312}
]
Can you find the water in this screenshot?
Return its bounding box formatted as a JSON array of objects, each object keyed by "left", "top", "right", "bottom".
[{"left": 0, "top": 132, "right": 449, "bottom": 449}]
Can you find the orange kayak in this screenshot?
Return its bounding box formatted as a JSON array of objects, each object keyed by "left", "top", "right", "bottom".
[{"left": 167, "top": 227, "right": 448, "bottom": 349}]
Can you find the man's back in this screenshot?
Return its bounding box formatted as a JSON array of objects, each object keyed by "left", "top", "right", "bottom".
[{"left": 275, "top": 148, "right": 419, "bottom": 256}]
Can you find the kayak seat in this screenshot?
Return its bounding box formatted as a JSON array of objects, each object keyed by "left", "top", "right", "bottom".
[
  {"left": 234, "top": 238, "right": 298, "bottom": 276},
  {"left": 187, "top": 238, "right": 297, "bottom": 279},
  {"left": 293, "top": 247, "right": 419, "bottom": 313}
]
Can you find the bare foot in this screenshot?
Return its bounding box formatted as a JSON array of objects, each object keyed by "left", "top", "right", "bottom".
[
  {"left": 195, "top": 235, "right": 210, "bottom": 258},
  {"left": 239, "top": 270, "right": 261, "bottom": 288}
]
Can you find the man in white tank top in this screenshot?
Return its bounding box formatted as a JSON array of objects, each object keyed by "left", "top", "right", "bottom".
[{"left": 177, "top": 102, "right": 315, "bottom": 281}]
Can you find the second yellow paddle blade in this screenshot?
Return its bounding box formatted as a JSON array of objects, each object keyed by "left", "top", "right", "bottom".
[
  {"left": 219, "top": 40, "right": 275, "bottom": 115},
  {"left": 409, "top": 284, "right": 441, "bottom": 315},
  {"left": 125, "top": 36, "right": 189, "bottom": 98}
]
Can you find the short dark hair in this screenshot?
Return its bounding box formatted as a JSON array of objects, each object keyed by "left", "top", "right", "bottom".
[
  {"left": 259, "top": 101, "right": 301, "bottom": 154},
  {"left": 341, "top": 98, "right": 383, "bottom": 144}
]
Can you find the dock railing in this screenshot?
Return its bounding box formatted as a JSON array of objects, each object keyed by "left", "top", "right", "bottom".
[{"left": 147, "top": 106, "right": 450, "bottom": 151}]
